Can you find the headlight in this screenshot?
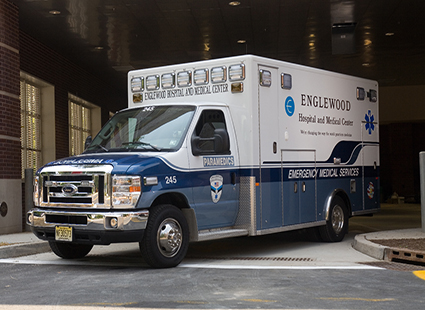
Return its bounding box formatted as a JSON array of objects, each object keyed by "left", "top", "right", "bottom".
[
  {"left": 112, "top": 176, "right": 141, "bottom": 208},
  {"left": 33, "top": 176, "right": 40, "bottom": 207}
]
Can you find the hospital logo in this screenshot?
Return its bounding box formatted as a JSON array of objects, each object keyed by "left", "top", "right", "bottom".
[
  {"left": 210, "top": 175, "right": 223, "bottom": 203},
  {"left": 285, "top": 96, "right": 295, "bottom": 117}
]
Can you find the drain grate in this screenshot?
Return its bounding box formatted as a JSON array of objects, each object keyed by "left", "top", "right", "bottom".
[
  {"left": 186, "top": 256, "right": 315, "bottom": 262},
  {"left": 360, "top": 261, "right": 425, "bottom": 271},
  {"left": 385, "top": 248, "right": 425, "bottom": 267}
]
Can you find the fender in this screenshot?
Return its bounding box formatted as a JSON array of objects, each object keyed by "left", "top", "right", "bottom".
[{"left": 324, "top": 189, "right": 351, "bottom": 221}]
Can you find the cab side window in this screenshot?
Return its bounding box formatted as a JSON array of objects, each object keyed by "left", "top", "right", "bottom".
[{"left": 191, "top": 110, "right": 230, "bottom": 155}]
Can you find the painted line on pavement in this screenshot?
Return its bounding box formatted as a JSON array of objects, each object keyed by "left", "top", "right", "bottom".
[
  {"left": 178, "top": 263, "right": 384, "bottom": 270},
  {"left": 0, "top": 258, "right": 384, "bottom": 270}
]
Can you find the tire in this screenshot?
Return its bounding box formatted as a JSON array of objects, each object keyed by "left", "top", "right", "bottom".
[
  {"left": 304, "top": 227, "right": 323, "bottom": 242},
  {"left": 319, "top": 196, "right": 349, "bottom": 242},
  {"left": 140, "top": 204, "right": 189, "bottom": 268},
  {"left": 49, "top": 241, "right": 93, "bottom": 259}
]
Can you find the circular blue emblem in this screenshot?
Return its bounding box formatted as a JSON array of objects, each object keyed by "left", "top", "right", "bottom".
[{"left": 285, "top": 96, "right": 295, "bottom": 117}]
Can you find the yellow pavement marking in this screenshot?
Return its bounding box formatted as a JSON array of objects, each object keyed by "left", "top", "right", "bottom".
[
  {"left": 176, "top": 300, "right": 207, "bottom": 304},
  {"left": 242, "top": 298, "right": 278, "bottom": 303},
  {"left": 75, "top": 302, "right": 138, "bottom": 307},
  {"left": 413, "top": 270, "right": 425, "bottom": 281},
  {"left": 319, "top": 297, "right": 395, "bottom": 302}
]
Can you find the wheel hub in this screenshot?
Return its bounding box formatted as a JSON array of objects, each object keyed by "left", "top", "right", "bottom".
[
  {"left": 331, "top": 205, "right": 344, "bottom": 234},
  {"left": 157, "top": 218, "right": 182, "bottom": 257}
]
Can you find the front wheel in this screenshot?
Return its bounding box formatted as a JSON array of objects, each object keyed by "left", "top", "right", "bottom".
[
  {"left": 140, "top": 204, "right": 189, "bottom": 268},
  {"left": 49, "top": 241, "right": 93, "bottom": 259},
  {"left": 319, "top": 196, "right": 349, "bottom": 242}
]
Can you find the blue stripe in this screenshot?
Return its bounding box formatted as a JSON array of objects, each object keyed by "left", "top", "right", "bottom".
[{"left": 263, "top": 140, "right": 379, "bottom": 165}]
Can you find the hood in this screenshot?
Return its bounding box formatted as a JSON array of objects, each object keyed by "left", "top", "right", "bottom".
[{"left": 41, "top": 153, "right": 161, "bottom": 174}]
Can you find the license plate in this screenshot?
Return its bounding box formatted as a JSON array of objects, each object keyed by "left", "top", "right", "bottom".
[{"left": 55, "top": 226, "right": 73, "bottom": 242}]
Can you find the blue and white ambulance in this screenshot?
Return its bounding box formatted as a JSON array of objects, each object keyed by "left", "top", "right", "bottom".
[{"left": 28, "top": 55, "right": 379, "bottom": 268}]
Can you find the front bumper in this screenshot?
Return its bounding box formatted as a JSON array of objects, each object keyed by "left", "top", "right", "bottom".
[{"left": 27, "top": 208, "right": 149, "bottom": 245}]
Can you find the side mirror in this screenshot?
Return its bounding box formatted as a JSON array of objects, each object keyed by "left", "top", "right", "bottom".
[
  {"left": 191, "top": 128, "right": 230, "bottom": 156},
  {"left": 84, "top": 136, "right": 92, "bottom": 150},
  {"left": 213, "top": 128, "right": 230, "bottom": 154}
]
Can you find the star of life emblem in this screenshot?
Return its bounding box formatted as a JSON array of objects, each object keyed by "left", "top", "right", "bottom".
[
  {"left": 367, "top": 182, "right": 375, "bottom": 199},
  {"left": 210, "top": 175, "right": 223, "bottom": 203}
]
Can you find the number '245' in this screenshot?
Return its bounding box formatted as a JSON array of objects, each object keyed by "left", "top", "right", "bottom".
[{"left": 165, "top": 176, "right": 177, "bottom": 184}]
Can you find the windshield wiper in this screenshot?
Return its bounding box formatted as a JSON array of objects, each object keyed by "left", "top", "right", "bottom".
[
  {"left": 86, "top": 144, "right": 109, "bottom": 153},
  {"left": 122, "top": 142, "right": 161, "bottom": 151}
]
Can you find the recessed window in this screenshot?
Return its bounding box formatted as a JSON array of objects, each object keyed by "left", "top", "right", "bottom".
[
  {"left": 20, "top": 80, "right": 42, "bottom": 178},
  {"left": 69, "top": 95, "right": 99, "bottom": 156}
]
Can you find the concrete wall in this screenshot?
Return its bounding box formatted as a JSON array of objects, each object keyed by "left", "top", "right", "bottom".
[
  {"left": 380, "top": 85, "right": 425, "bottom": 124},
  {"left": 379, "top": 85, "right": 425, "bottom": 202}
]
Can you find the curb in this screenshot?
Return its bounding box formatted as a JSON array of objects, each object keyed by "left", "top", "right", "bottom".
[
  {"left": 0, "top": 242, "right": 51, "bottom": 259},
  {"left": 353, "top": 234, "right": 388, "bottom": 260}
]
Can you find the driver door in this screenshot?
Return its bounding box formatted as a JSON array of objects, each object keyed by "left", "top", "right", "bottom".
[{"left": 189, "top": 107, "right": 239, "bottom": 230}]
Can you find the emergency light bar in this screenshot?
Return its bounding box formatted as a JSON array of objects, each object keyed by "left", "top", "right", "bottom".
[
  {"left": 356, "top": 87, "right": 365, "bottom": 100},
  {"left": 146, "top": 75, "right": 160, "bottom": 90},
  {"left": 161, "top": 73, "right": 175, "bottom": 89},
  {"left": 177, "top": 71, "right": 192, "bottom": 87},
  {"left": 356, "top": 87, "right": 377, "bottom": 102},
  {"left": 259, "top": 69, "right": 272, "bottom": 87},
  {"left": 229, "top": 64, "right": 245, "bottom": 81},
  {"left": 194, "top": 69, "right": 209, "bottom": 85},
  {"left": 131, "top": 77, "right": 144, "bottom": 92},
  {"left": 211, "top": 66, "right": 227, "bottom": 83},
  {"left": 281, "top": 73, "right": 292, "bottom": 90},
  {"left": 130, "top": 62, "right": 249, "bottom": 102},
  {"left": 368, "top": 89, "right": 377, "bottom": 102}
]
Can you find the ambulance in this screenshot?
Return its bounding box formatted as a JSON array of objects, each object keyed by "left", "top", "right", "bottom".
[{"left": 28, "top": 55, "right": 379, "bottom": 268}]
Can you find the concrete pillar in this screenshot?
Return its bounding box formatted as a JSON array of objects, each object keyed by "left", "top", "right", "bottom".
[
  {"left": 0, "top": 0, "right": 22, "bottom": 233},
  {"left": 420, "top": 152, "right": 425, "bottom": 233}
]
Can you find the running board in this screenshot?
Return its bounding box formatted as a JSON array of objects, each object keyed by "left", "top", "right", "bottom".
[{"left": 197, "top": 228, "right": 249, "bottom": 242}]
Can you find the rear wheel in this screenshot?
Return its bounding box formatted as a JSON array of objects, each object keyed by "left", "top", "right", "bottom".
[
  {"left": 319, "top": 196, "right": 348, "bottom": 242},
  {"left": 140, "top": 204, "right": 189, "bottom": 268},
  {"left": 49, "top": 241, "right": 93, "bottom": 259}
]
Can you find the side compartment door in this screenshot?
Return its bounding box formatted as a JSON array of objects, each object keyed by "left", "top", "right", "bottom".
[
  {"left": 282, "top": 150, "right": 317, "bottom": 226},
  {"left": 189, "top": 107, "right": 239, "bottom": 230}
]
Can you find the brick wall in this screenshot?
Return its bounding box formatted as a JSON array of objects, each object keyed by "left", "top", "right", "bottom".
[
  {"left": 0, "top": 0, "right": 20, "bottom": 180},
  {"left": 0, "top": 0, "right": 22, "bottom": 233}
]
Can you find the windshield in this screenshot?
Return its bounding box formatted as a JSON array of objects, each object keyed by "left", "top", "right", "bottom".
[{"left": 85, "top": 105, "right": 196, "bottom": 153}]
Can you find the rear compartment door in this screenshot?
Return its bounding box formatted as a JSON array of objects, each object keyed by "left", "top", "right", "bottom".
[
  {"left": 258, "top": 65, "right": 283, "bottom": 230},
  {"left": 361, "top": 108, "right": 379, "bottom": 211}
]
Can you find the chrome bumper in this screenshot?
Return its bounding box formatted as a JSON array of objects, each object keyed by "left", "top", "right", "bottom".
[{"left": 27, "top": 208, "right": 149, "bottom": 232}]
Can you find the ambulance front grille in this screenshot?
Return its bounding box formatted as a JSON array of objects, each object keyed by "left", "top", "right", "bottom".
[{"left": 40, "top": 168, "right": 112, "bottom": 208}]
